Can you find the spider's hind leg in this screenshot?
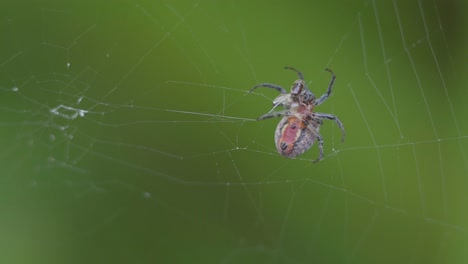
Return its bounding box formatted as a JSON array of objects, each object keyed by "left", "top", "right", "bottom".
[
  {"left": 313, "top": 134, "right": 324, "bottom": 163},
  {"left": 304, "top": 121, "right": 324, "bottom": 163},
  {"left": 315, "top": 112, "right": 345, "bottom": 143}
]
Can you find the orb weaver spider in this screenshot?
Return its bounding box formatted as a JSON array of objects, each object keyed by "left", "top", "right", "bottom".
[{"left": 250, "top": 67, "right": 345, "bottom": 163}]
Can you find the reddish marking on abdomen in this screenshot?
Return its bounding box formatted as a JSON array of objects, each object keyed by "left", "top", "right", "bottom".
[
  {"left": 276, "top": 116, "right": 307, "bottom": 157},
  {"left": 281, "top": 117, "right": 304, "bottom": 143}
]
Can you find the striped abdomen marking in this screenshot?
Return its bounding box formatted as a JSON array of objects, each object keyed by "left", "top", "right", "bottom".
[{"left": 274, "top": 116, "right": 317, "bottom": 158}]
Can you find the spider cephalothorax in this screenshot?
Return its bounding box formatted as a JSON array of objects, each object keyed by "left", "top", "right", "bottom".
[{"left": 250, "top": 67, "right": 345, "bottom": 163}]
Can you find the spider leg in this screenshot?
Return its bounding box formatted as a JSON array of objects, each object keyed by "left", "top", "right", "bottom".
[
  {"left": 314, "top": 68, "right": 336, "bottom": 106},
  {"left": 304, "top": 121, "right": 324, "bottom": 163},
  {"left": 284, "top": 66, "right": 304, "bottom": 80},
  {"left": 250, "top": 83, "right": 286, "bottom": 94},
  {"left": 315, "top": 112, "right": 345, "bottom": 143},
  {"left": 256, "top": 110, "right": 289, "bottom": 121}
]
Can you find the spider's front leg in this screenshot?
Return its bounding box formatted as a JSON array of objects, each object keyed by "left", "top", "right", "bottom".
[
  {"left": 314, "top": 68, "right": 336, "bottom": 106},
  {"left": 250, "top": 83, "right": 286, "bottom": 94},
  {"left": 284, "top": 66, "right": 304, "bottom": 80},
  {"left": 256, "top": 110, "right": 289, "bottom": 121}
]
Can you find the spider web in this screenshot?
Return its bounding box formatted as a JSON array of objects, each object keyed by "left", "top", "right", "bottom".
[{"left": 1, "top": 0, "right": 467, "bottom": 263}]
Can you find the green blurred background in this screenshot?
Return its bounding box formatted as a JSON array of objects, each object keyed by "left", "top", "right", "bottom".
[{"left": 1, "top": 0, "right": 467, "bottom": 263}]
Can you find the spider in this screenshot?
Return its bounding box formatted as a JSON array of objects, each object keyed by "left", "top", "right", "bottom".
[{"left": 250, "top": 67, "right": 345, "bottom": 163}]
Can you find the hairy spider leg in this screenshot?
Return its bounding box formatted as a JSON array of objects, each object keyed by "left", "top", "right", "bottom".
[
  {"left": 304, "top": 121, "right": 324, "bottom": 163},
  {"left": 284, "top": 66, "right": 304, "bottom": 81},
  {"left": 314, "top": 68, "right": 336, "bottom": 106},
  {"left": 314, "top": 112, "right": 345, "bottom": 142},
  {"left": 256, "top": 110, "right": 290, "bottom": 121},
  {"left": 250, "top": 83, "right": 286, "bottom": 94}
]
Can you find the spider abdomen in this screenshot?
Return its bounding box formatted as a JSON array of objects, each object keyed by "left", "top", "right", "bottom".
[{"left": 275, "top": 116, "right": 317, "bottom": 158}]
